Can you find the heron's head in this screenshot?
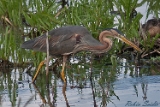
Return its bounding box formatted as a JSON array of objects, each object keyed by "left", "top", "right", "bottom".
[{"left": 103, "top": 28, "right": 142, "bottom": 53}]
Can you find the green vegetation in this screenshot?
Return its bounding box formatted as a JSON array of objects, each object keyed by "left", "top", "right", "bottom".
[{"left": 0, "top": 0, "right": 159, "bottom": 63}]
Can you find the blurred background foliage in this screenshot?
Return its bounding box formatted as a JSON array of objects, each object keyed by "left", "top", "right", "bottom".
[{"left": 0, "top": 0, "right": 159, "bottom": 63}]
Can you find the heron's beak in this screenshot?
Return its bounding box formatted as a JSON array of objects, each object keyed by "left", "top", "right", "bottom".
[{"left": 118, "top": 35, "right": 142, "bottom": 53}]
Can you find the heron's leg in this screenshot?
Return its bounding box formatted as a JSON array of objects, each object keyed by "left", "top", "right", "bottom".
[
  {"left": 61, "top": 56, "right": 67, "bottom": 83},
  {"left": 32, "top": 60, "right": 46, "bottom": 83}
]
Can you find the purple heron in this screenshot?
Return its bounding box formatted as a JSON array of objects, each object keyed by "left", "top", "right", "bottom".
[{"left": 21, "top": 25, "right": 142, "bottom": 82}]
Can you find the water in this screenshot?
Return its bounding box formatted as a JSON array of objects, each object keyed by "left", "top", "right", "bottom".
[
  {"left": 108, "top": 73, "right": 160, "bottom": 107},
  {"left": 0, "top": 57, "right": 160, "bottom": 107}
]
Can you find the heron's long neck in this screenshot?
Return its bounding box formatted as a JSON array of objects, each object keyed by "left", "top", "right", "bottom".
[{"left": 98, "top": 31, "right": 113, "bottom": 53}]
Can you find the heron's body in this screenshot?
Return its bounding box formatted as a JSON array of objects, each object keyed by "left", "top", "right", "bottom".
[{"left": 22, "top": 26, "right": 110, "bottom": 56}]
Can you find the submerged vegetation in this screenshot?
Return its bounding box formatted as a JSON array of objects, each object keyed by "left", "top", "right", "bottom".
[{"left": 0, "top": 0, "right": 160, "bottom": 107}]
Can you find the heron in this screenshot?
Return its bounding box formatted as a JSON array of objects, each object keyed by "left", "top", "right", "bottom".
[{"left": 21, "top": 25, "right": 142, "bottom": 83}]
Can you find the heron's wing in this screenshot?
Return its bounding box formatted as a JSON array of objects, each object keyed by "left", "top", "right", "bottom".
[
  {"left": 21, "top": 32, "right": 77, "bottom": 55},
  {"left": 21, "top": 25, "right": 103, "bottom": 55}
]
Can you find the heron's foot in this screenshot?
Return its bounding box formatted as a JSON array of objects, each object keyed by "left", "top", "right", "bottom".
[
  {"left": 32, "top": 60, "right": 45, "bottom": 82},
  {"left": 60, "top": 70, "right": 66, "bottom": 83}
]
